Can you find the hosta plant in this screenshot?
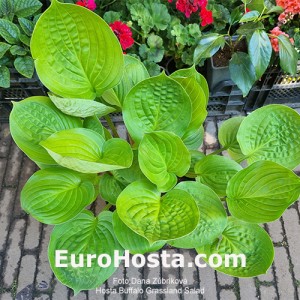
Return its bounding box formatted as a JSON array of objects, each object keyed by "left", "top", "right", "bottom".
[{"left": 9, "top": 0, "right": 300, "bottom": 294}]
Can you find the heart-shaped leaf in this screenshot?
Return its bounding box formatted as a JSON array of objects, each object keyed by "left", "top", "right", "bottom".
[
  {"left": 49, "top": 94, "right": 115, "bottom": 118},
  {"left": 237, "top": 104, "right": 300, "bottom": 169},
  {"left": 138, "top": 131, "right": 191, "bottom": 192},
  {"left": 48, "top": 211, "right": 124, "bottom": 294},
  {"left": 21, "top": 168, "right": 97, "bottom": 224},
  {"left": 169, "top": 182, "right": 227, "bottom": 248},
  {"left": 40, "top": 128, "right": 133, "bottom": 173},
  {"left": 102, "top": 55, "right": 150, "bottom": 107},
  {"left": 31, "top": 0, "right": 123, "bottom": 99},
  {"left": 197, "top": 217, "right": 274, "bottom": 277},
  {"left": 218, "top": 116, "right": 245, "bottom": 161},
  {"left": 116, "top": 180, "right": 199, "bottom": 244},
  {"left": 182, "top": 126, "right": 204, "bottom": 150},
  {"left": 9, "top": 96, "right": 82, "bottom": 165},
  {"left": 195, "top": 155, "right": 242, "bottom": 196},
  {"left": 123, "top": 72, "right": 192, "bottom": 143},
  {"left": 112, "top": 211, "right": 165, "bottom": 254},
  {"left": 226, "top": 161, "right": 300, "bottom": 223}
]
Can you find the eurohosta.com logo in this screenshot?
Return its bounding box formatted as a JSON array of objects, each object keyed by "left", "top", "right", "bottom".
[{"left": 55, "top": 250, "right": 246, "bottom": 269}]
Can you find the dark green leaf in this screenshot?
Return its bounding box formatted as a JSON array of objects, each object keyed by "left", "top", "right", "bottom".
[
  {"left": 0, "top": 42, "right": 11, "bottom": 58},
  {"left": 18, "top": 17, "right": 34, "bottom": 36},
  {"left": 0, "top": 66, "right": 10, "bottom": 88},
  {"left": 0, "top": 19, "right": 20, "bottom": 43},
  {"left": 278, "top": 34, "right": 298, "bottom": 75},
  {"left": 239, "top": 11, "right": 260, "bottom": 22},
  {"left": 13, "top": 0, "right": 42, "bottom": 18},
  {"left": 10, "top": 45, "right": 27, "bottom": 56},
  {"left": 14, "top": 56, "right": 34, "bottom": 78}
]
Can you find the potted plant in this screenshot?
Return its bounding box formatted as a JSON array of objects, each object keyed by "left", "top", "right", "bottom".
[
  {"left": 9, "top": 0, "right": 300, "bottom": 294},
  {"left": 194, "top": 0, "right": 299, "bottom": 97}
]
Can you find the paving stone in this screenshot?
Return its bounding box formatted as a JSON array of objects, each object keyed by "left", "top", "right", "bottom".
[
  {"left": 267, "top": 219, "right": 284, "bottom": 244},
  {"left": 219, "top": 289, "right": 236, "bottom": 300},
  {"left": 199, "top": 267, "right": 217, "bottom": 300},
  {"left": 0, "top": 293, "right": 14, "bottom": 300},
  {"left": 257, "top": 266, "right": 274, "bottom": 282},
  {"left": 180, "top": 249, "right": 198, "bottom": 285},
  {"left": 16, "top": 283, "right": 34, "bottom": 300},
  {"left": 107, "top": 260, "right": 125, "bottom": 287},
  {"left": 4, "top": 142, "right": 23, "bottom": 187},
  {"left": 69, "top": 291, "right": 87, "bottom": 299},
  {"left": 35, "top": 225, "right": 54, "bottom": 292},
  {"left": 24, "top": 217, "right": 42, "bottom": 250},
  {"left": 282, "top": 207, "right": 300, "bottom": 280},
  {"left": 0, "top": 123, "right": 12, "bottom": 157},
  {"left": 33, "top": 295, "right": 50, "bottom": 300},
  {"left": 17, "top": 255, "right": 37, "bottom": 294},
  {"left": 0, "top": 188, "right": 16, "bottom": 251},
  {"left": 89, "top": 282, "right": 106, "bottom": 300},
  {"left": 204, "top": 120, "right": 218, "bottom": 148},
  {"left": 52, "top": 280, "right": 69, "bottom": 300},
  {"left": 0, "top": 158, "right": 8, "bottom": 186},
  {"left": 273, "top": 246, "right": 295, "bottom": 299},
  {"left": 217, "top": 272, "right": 234, "bottom": 286},
  {"left": 2, "top": 219, "right": 26, "bottom": 287},
  {"left": 126, "top": 261, "right": 143, "bottom": 291},
  {"left": 259, "top": 285, "right": 277, "bottom": 300},
  {"left": 239, "top": 278, "right": 257, "bottom": 300},
  {"left": 116, "top": 124, "right": 128, "bottom": 140}
]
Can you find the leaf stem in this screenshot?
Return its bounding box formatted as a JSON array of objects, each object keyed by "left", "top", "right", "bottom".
[
  {"left": 207, "top": 146, "right": 229, "bottom": 156},
  {"left": 103, "top": 203, "right": 112, "bottom": 211},
  {"left": 104, "top": 115, "right": 119, "bottom": 138}
]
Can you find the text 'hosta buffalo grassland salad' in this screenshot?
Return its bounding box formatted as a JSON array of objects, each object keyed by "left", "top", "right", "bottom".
[{"left": 9, "top": 0, "right": 300, "bottom": 294}]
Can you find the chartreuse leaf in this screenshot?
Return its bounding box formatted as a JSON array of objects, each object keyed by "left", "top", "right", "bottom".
[
  {"left": 102, "top": 55, "right": 150, "bottom": 107},
  {"left": 138, "top": 131, "right": 191, "bottom": 192},
  {"left": 123, "top": 72, "right": 192, "bottom": 144},
  {"left": 195, "top": 155, "right": 242, "bottom": 197},
  {"left": 170, "top": 74, "right": 207, "bottom": 130},
  {"left": 9, "top": 96, "right": 82, "bottom": 165},
  {"left": 169, "top": 182, "right": 227, "bottom": 248},
  {"left": 116, "top": 180, "right": 199, "bottom": 244},
  {"left": 237, "top": 105, "right": 300, "bottom": 169},
  {"left": 112, "top": 211, "right": 165, "bottom": 254},
  {"left": 83, "top": 116, "right": 112, "bottom": 140},
  {"left": 170, "top": 65, "right": 209, "bottom": 104},
  {"left": 21, "top": 168, "right": 96, "bottom": 224},
  {"left": 48, "top": 94, "right": 115, "bottom": 118},
  {"left": 14, "top": 0, "right": 42, "bottom": 18},
  {"left": 186, "top": 150, "right": 205, "bottom": 178},
  {"left": 182, "top": 126, "right": 204, "bottom": 150},
  {"left": 226, "top": 161, "right": 300, "bottom": 223},
  {"left": 278, "top": 35, "right": 298, "bottom": 75},
  {"left": 31, "top": 0, "right": 123, "bottom": 99},
  {"left": 229, "top": 52, "right": 256, "bottom": 97},
  {"left": 99, "top": 173, "right": 126, "bottom": 205},
  {"left": 197, "top": 217, "right": 274, "bottom": 277},
  {"left": 40, "top": 128, "right": 133, "bottom": 174},
  {"left": 218, "top": 116, "right": 245, "bottom": 161},
  {"left": 48, "top": 211, "right": 124, "bottom": 294},
  {"left": 249, "top": 30, "right": 272, "bottom": 79}
]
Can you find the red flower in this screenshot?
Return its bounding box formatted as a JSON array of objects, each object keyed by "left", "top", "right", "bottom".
[
  {"left": 110, "top": 21, "right": 134, "bottom": 51},
  {"left": 245, "top": 7, "right": 251, "bottom": 13},
  {"left": 199, "top": 2, "right": 213, "bottom": 26},
  {"left": 76, "top": 0, "right": 96, "bottom": 11}
]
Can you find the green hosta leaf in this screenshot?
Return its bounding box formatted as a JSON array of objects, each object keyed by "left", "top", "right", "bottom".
[
  {"left": 40, "top": 128, "right": 133, "bottom": 173},
  {"left": 170, "top": 74, "right": 207, "bottom": 130},
  {"left": 123, "top": 72, "right": 192, "bottom": 143},
  {"left": 0, "top": 19, "right": 20, "bottom": 44},
  {"left": 138, "top": 131, "right": 191, "bottom": 192},
  {"left": 18, "top": 17, "right": 34, "bottom": 36},
  {"left": 48, "top": 211, "right": 124, "bottom": 294},
  {"left": 278, "top": 35, "right": 298, "bottom": 75},
  {"left": 21, "top": 168, "right": 96, "bottom": 224},
  {"left": 10, "top": 45, "right": 27, "bottom": 56},
  {"left": 99, "top": 173, "right": 126, "bottom": 205},
  {"left": 197, "top": 217, "right": 274, "bottom": 277},
  {"left": 226, "top": 161, "right": 300, "bottom": 223},
  {"left": 170, "top": 65, "right": 209, "bottom": 104},
  {"left": 31, "top": 0, "right": 123, "bottom": 99},
  {"left": 49, "top": 94, "right": 115, "bottom": 118},
  {"left": 0, "top": 66, "right": 10, "bottom": 88},
  {"left": 14, "top": 0, "right": 42, "bottom": 17},
  {"left": 237, "top": 104, "right": 300, "bottom": 169},
  {"left": 182, "top": 126, "right": 204, "bottom": 150},
  {"left": 112, "top": 211, "right": 165, "bottom": 254},
  {"left": 14, "top": 56, "right": 34, "bottom": 78},
  {"left": 83, "top": 116, "right": 109, "bottom": 140},
  {"left": 186, "top": 150, "right": 205, "bottom": 178},
  {"left": 9, "top": 96, "right": 82, "bottom": 165},
  {"left": 218, "top": 116, "right": 246, "bottom": 161},
  {"left": 249, "top": 30, "right": 272, "bottom": 79},
  {"left": 194, "top": 34, "right": 225, "bottom": 64},
  {"left": 229, "top": 52, "right": 257, "bottom": 96},
  {"left": 239, "top": 10, "right": 260, "bottom": 22},
  {"left": 0, "top": 42, "right": 11, "bottom": 58},
  {"left": 102, "top": 55, "right": 150, "bottom": 107},
  {"left": 195, "top": 155, "right": 242, "bottom": 196},
  {"left": 169, "top": 182, "right": 227, "bottom": 248},
  {"left": 116, "top": 180, "right": 199, "bottom": 244}
]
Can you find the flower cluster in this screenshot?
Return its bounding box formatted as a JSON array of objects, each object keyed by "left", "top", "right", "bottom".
[
  {"left": 276, "top": 0, "right": 300, "bottom": 24},
  {"left": 270, "top": 26, "right": 294, "bottom": 52},
  {"left": 168, "top": 0, "right": 213, "bottom": 26},
  {"left": 109, "top": 21, "right": 135, "bottom": 51},
  {"left": 76, "top": 0, "right": 96, "bottom": 11}
]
